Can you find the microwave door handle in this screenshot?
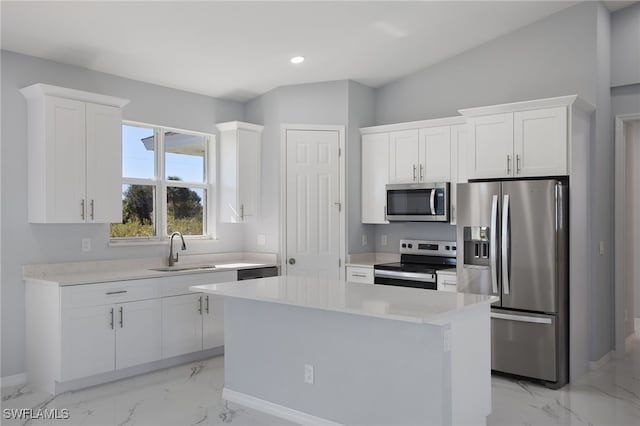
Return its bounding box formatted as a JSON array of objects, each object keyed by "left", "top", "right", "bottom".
[
  {"left": 430, "top": 189, "right": 436, "bottom": 216},
  {"left": 490, "top": 195, "right": 498, "bottom": 294},
  {"left": 502, "top": 194, "right": 510, "bottom": 295}
]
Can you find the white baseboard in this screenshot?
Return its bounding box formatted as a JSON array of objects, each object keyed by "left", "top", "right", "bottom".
[
  {"left": 1, "top": 373, "right": 27, "bottom": 388},
  {"left": 589, "top": 351, "right": 612, "bottom": 370},
  {"left": 222, "top": 388, "right": 343, "bottom": 426}
]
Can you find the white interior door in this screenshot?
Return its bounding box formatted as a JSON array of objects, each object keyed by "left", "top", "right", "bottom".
[{"left": 286, "top": 129, "right": 341, "bottom": 280}]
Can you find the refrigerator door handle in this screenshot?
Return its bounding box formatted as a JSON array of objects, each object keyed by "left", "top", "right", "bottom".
[
  {"left": 491, "top": 312, "right": 552, "bottom": 324},
  {"left": 502, "top": 194, "right": 510, "bottom": 295},
  {"left": 429, "top": 189, "right": 436, "bottom": 216},
  {"left": 490, "top": 194, "right": 499, "bottom": 294}
]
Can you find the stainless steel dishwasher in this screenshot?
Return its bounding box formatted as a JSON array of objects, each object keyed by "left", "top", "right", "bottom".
[{"left": 237, "top": 266, "right": 278, "bottom": 280}]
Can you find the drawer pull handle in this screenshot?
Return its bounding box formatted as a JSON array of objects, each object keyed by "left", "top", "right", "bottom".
[
  {"left": 119, "top": 306, "right": 124, "bottom": 328},
  {"left": 352, "top": 273, "right": 367, "bottom": 278},
  {"left": 106, "top": 290, "right": 128, "bottom": 295}
]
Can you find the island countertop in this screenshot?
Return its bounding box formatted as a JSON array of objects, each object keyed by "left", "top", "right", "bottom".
[{"left": 191, "top": 276, "right": 497, "bottom": 325}]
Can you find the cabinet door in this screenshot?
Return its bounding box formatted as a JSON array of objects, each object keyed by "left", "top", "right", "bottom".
[
  {"left": 514, "top": 107, "right": 567, "bottom": 177},
  {"left": 44, "top": 96, "right": 86, "bottom": 223},
  {"left": 237, "top": 129, "right": 260, "bottom": 221},
  {"left": 61, "top": 305, "right": 115, "bottom": 381},
  {"left": 361, "top": 133, "right": 389, "bottom": 224},
  {"left": 85, "top": 103, "right": 123, "bottom": 223},
  {"left": 203, "top": 295, "right": 224, "bottom": 350},
  {"left": 115, "top": 299, "right": 162, "bottom": 370},
  {"left": 419, "top": 126, "right": 451, "bottom": 182},
  {"left": 468, "top": 113, "right": 514, "bottom": 179},
  {"left": 449, "top": 124, "right": 467, "bottom": 225},
  {"left": 389, "top": 129, "right": 419, "bottom": 183},
  {"left": 162, "top": 294, "right": 203, "bottom": 358}
]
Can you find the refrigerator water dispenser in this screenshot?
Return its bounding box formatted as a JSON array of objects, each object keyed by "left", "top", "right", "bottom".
[{"left": 463, "top": 226, "right": 491, "bottom": 266}]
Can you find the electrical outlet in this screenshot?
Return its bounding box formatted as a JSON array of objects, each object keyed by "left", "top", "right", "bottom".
[
  {"left": 599, "top": 241, "right": 605, "bottom": 256},
  {"left": 362, "top": 234, "right": 367, "bottom": 246},
  {"left": 257, "top": 234, "right": 266, "bottom": 246},
  {"left": 81, "top": 238, "right": 91, "bottom": 252},
  {"left": 381, "top": 234, "right": 387, "bottom": 246},
  {"left": 304, "top": 364, "right": 314, "bottom": 384}
]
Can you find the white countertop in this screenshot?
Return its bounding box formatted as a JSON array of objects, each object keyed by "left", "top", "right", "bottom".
[
  {"left": 345, "top": 252, "right": 400, "bottom": 267},
  {"left": 191, "top": 276, "right": 497, "bottom": 325},
  {"left": 23, "top": 253, "right": 278, "bottom": 286}
]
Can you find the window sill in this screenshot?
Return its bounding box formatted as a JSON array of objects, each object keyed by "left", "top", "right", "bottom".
[{"left": 109, "top": 236, "right": 217, "bottom": 247}]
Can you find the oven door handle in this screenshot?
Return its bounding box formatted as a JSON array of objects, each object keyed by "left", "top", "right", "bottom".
[{"left": 374, "top": 269, "right": 436, "bottom": 283}]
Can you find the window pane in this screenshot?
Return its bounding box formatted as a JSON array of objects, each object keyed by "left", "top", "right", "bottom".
[
  {"left": 110, "top": 184, "right": 156, "bottom": 238},
  {"left": 164, "top": 131, "right": 206, "bottom": 182},
  {"left": 122, "top": 125, "right": 155, "bottom": 179},
  {"left": 166, "top": 186, "right": 205, "bottom": 236}
]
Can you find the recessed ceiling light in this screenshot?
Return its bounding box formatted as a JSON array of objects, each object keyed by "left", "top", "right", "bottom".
[{"left": 290, "top": 56, "right": 305, "bottom": 64}]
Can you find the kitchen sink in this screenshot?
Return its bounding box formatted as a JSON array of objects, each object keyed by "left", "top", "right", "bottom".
[{"left": 150, "top": 264, "right": 217, "bottom": 272}]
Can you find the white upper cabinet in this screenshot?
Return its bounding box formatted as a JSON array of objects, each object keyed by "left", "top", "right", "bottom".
[
  {"left": 361, "top": 133, "right": 389, "bottom": 224},
  {"left": 466, "top": 113, "right": 514, "bottom": 179},
  {"left": 217, "top": 121, "right": 264, "bottom": 223},
  {"left": 460, "top": 96, "right": 579, "bottom": 180},
  {"left": 389, "top": 129, "right": 419, "bottom": 183},
  {"left": 449, "top": 124, "right": 468, "bottom": 225},
  {"left": 514, "top": 107, "right": 567, "bottom": 177},
  {"left": 420, "top": 125, "right": 451, "bottom": 182},
  {"left": 20, "top": 84, "right": 129, "bottom": 223}
]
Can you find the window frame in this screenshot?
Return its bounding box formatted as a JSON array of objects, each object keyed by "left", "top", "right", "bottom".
[{"left": 111, "top": 120, "right": 216, "bottom": 243}]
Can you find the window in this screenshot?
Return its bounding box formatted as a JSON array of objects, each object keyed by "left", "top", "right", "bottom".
[{"left": 110, "top": 122, "right": 214, "bottom": 240}]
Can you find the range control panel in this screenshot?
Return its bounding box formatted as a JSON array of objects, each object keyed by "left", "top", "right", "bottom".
[{"left": 399, "top": 239, "right": 457, "bottom": 257}]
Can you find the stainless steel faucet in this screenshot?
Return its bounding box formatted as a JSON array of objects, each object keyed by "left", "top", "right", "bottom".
[{"left": 168, "top": 232, "right": 186, "bottom": 266}]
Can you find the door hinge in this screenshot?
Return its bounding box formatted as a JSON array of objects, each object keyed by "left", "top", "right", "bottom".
[
  {"left": 339, "top": 258, "right": 342, "bottom": 267},
  {"left": 338, "top": 148, "right": 342, "bottom": 157}
]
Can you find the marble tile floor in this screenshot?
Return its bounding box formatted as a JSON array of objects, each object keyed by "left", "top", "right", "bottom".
[{"left": 2, "top": 337, "right": 639, "bottom": 426}]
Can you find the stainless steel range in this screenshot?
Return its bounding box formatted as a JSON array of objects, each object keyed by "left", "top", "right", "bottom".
[{"left": 374, "top": 240, "right": 456, "bottom": 290}]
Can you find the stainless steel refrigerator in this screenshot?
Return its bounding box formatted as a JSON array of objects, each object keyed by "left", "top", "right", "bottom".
[{"left": 456, "top": 179, "right": 568, "bottom": 388}]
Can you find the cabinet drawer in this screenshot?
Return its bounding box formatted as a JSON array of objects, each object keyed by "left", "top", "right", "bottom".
[
  {"left": 436, "top": 272, "right": 457, "bottom": 292},
  {"left": 346, "top": 266, "right": 374, "bottom": 284},
  {"left": 62, "top": 279, "right": 160, "bottom": 309},
  {"left": 162, "top": 270, "right": 236, "bottom": 297}
]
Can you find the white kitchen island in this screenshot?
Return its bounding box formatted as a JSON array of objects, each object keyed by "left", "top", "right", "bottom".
[{"left": 191, "top": 276, "right": 497, "bottom": 426}]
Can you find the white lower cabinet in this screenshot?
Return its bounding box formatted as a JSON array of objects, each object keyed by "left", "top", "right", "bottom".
[
  {"left": 115, "top": 299, "right": 162, "bottom": 370},
  {"left": 162, "top": 294, "right": 204, "bottom": 358},
  {"left": 203, "top": 295, "right": 225, "bottom": 350},
  {"left": 61, "top": 299, "right": 162, "bottom": 381}
]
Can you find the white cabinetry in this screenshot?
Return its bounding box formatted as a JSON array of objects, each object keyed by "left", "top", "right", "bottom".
[
  {"left": 26, "top": 269, "right": 238, "bottom": 394},
  {"left": 346, "top": 266, "right": 374, "bottom": 284},
  {"left": 389, "top": 129, "right": 420, "bottom": 183},
  {"left": 436, "top": 270, "right": 457, "bottom": 292},
  {"left": 20, "top": 84, "right": 129, "bottom": 223},
  {"left": 461, "top": 99, "right": 571, "bottom": 180},
  {"left": 420, "top": 126, "right": 451, "bottom": 182},
  {"left": 217, "top": 121, "right": 264, "bottom": 223},
  {"left": 449, "top": 124, "right": 468, "bottom": 225},
  {"left": 361, "top": 133, "right": 389, "bottom": 224},
  {"left": 162, "top": 294, "right": 203, "bottom": 358}
]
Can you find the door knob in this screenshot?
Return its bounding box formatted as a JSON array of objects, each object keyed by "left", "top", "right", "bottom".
[{"left": 288, "top": 258, "right": 296, "bottom": 265}]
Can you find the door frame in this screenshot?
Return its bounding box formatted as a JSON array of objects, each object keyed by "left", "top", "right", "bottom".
[
  {"left": 614, "top": 113, "right": 640, "bottom": 355},
  {"left": 279, "top": 124, "right": 346, "bottom": 279}
]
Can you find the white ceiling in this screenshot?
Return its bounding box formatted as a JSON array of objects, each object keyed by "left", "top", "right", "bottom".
[{"left": 0, "top": 1, "right": 603, "bottom": 102}]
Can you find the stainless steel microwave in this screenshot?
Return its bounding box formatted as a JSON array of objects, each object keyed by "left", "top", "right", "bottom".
[{"left": 385, "top": 182, "right": 450, "bottom": 222}]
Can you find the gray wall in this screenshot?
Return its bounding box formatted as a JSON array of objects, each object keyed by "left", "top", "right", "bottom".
[
  {"left": 346, "top": 81, "right": 376, "bottom": 254},
  {"left": 375, "top": 2, "right": 598, "bottom": 124},
  {"left": 590, "top": 2, "right": 613, "bottom": 361},
  {"left": 611, "top": 2, "right": 640, "bottom": 87},
  {"left": 0, "top": 51, "right": 245, "bottom": 377}
]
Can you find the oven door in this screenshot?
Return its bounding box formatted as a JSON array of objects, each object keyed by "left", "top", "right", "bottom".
[
  {"left": 386, "top": 183, "right": 449, "bottom": 222},
  {"left": 374, "top": 270, "right": 437, "bottom": 290}
]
